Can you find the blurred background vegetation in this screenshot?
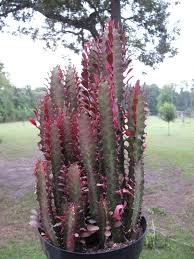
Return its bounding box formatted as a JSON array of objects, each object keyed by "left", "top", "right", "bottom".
[
  {"left": 1, "top": 60, "right": 194, "bottom": 123},
  {"left": 0, "top": 62, "right": 44, "bottom": 123}
]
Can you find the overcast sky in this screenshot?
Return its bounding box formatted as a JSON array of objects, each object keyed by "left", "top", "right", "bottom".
[{"left": 0, "top": 0, "right": 193, "bottom": 89}]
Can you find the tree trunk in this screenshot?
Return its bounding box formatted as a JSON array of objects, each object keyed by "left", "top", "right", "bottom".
[
  {"left": 168, "top": 122, "right": 170, "bottom": 136},
  {"left": 111, "top": 0, "right": 121, "bottom": 24}
]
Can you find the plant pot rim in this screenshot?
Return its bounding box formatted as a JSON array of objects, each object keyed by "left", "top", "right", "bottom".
[{"left": 39, "top": 216, "right": 147, "bottom": 255}]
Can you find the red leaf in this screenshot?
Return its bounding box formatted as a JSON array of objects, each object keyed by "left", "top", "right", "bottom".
[
  {"left": 82, "top": 52, "right": 87, "bottom": 61},
  {"left": 82, "top": 89, "right": 90, "bottom": 97},
  {"left": 125, "top": 130, "right": 135, "bottom": 137},
  {"left": 33, "top": 109, "right": 38, "bottom": 117},
  {"left": 113, "top": 204, "right": 126, "bottom": 221},
  {"left": 135, "top": 80, "right": 141, "bottom": 95},
  {"left": 107, "top": 53, "right": 113, "bottom": 66},
  {"left": 106, "top": 62, "right": 112, "bottom": 74},
  {"left": 81, "top": 70, "right": 88, "bottom": 80},
  {"left": 56, "top": 215, "right": 66, "bottom": 222},
  {"left": 122, "top": 188, "right": 134, "bottom": 197},
  {"left": 57, "top": 65, "right": 63, "bottom": 81},
  {"left": 29, "top": 117, "right": 37, "bottom": 127}
]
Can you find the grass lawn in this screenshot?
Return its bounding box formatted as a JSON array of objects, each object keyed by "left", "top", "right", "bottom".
[
  {"left": 146, "top": 116, "right": 194, "bottom": 176},
  {"left": 0, "top": 121, "right": 38, "bottom": 159},
  {"left": 0, "top": 117, "right": 194, "bottom": 258}
]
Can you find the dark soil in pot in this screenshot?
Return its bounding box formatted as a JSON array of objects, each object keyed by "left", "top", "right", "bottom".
[{"left": 40, "top": 217, "right": 147, "bottom": 259}]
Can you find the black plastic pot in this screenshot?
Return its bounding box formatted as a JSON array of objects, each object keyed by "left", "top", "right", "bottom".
[{"left": 40, "top": 217, "right": 146, "bottom": 259}]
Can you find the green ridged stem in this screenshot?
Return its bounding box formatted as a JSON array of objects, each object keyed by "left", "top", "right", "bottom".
[
  {"left": 99, "top": 81, "right": 124, "bottom": 242},
  {"left": 88, "top": 46, "right": 98, "bottom": 77},
  {"left": 63, "top": 106, "right": 73, "bottom": 162},
  {"left": 67, "top": 164, "right": 82, "bottom": 205},
  {"left": 125, "top": 84, "right": 146, "bottom": 231},
  {"left": 131, "top": 160, "right": 144, "bottom": 229},
  {"left": 122, "top": 88, "right": 136, "bottom": 230},
  {"left": 50, "top": 66, "right": 65, "bottom": 108},
  {"left": 99, "top": 81, "right": 119, "bottom": 210},
  {"left": 50, "top": 123, "right": 63, "bottom": 215},
  {"left": 78, "top": 112, "right": 99, "bottom": 217},
  {"left": 63, "top": 203, "right": 77, "bottom": 251},
  {"left": 112, "top": 27, "right": 126, "bottom": 180},
  {"left": 65, "top": 67, "right": 78, "bottom": 111},
  {"left": 35, "top": 161, "right": 59, "bottom": 246},
  {"left": 130, "top": 89, "right": 146, "bottom": 228},
  {"left": 97, "top": 199, "right": 108, "bottom": 248}
]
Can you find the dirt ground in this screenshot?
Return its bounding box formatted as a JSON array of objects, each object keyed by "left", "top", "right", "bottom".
[
  {"left": 0, "top": 156, "right": 194, "bottom": 232},
  {"left": 143, "top": 163, "right": 194, "bottom": 232},
  {"left": 0, "top": 157, "right": 35, "bottom": 198}
]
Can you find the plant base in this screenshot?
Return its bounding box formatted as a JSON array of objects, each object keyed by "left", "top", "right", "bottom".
[{"left": 40, "top": 217, "right": 146, "bottom": 259}]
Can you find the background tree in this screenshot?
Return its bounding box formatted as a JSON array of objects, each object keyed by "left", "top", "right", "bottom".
[
  {"left": 157, "top": 85, "right": 175, "bottom": 110},
  {"left": 0, "top": 63, "right": 44, "bottom": 122},
  {"left": 175, "top": 87, "right": 190, "bottom": 112},
  {"left": 190, "top": 79, "right": 194, "bottom": 117},
  {"left": 0, "top": 63, "right": 15, "bottom": 122},
  {"left": 144, "top": 84, "right": 160, "bottom": 115},
  {"left": 159, "top": 102, "right": 176, "bottom": 135},
  {"left": 0, "top": 0, "right": 179, "bottom": 66}
]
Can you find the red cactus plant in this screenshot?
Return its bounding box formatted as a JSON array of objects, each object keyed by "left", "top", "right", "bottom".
[{"left": 30, "top": 21, "right": 147, "bottom": 252}]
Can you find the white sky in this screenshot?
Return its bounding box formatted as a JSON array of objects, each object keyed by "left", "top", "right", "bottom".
[{"left": 0, "top": 0, "right": 193, "bottom": 89}]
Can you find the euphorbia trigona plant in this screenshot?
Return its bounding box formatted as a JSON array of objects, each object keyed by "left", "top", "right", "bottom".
[{"left": 30, "top": 20, "right": 147, "bottom": 252}]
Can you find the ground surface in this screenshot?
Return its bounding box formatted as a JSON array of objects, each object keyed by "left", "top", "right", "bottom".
[
  {"left": 0, "top": 117, "right": 194, "bottom": 258},
  {"left": 0, "top": 157, "right": 35, "bottom": 198}
]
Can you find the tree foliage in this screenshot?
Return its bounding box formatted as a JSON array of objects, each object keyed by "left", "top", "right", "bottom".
[
  {"left": 0, "top": 65, "right": 44, "bottom": 122},
  {"left": 175, "top": 88, "right": 191, "bottom": 112},
  {"left": 0, "top": 0, "right": 179, "bottom": 66},
  {"left": 144, "top": 82, "right": 194, "bottom": 115},
  {"left": 159, "top": 102, "right": 176, "bottom": 135},
  {"left": 157, "top": 85, "right": 174, "bottom": 110},
  {"left": 157, "top": 83, "right": 194, "bottom": 114},
  {"left": 144, "top": 84, "right": 160, "bottom": 115},
  {"left": 0, "top": 61, "right": 193, "bottom": 123}
]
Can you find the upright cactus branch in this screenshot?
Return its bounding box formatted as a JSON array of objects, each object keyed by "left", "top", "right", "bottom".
[
  {"left": 31, "top": 20, "right": 147, "bottom": 252},
  {"left": 98, "top": 81, "right": 119, "bottom": 211},
  {"left": 124, "top": 81, "right": 146, "bottom": 231},
  {"left": 63, "top": 203, "right": 77, "bottom": 251},
  {"left": 35, "top": 160, "right": 59, "bottom": 246},
  {"left": 98, "top": 80, "right": 124, "bottom": 242},
  {"left": 50, "top": 122, "right": 63, "bottom": 214},
  {"left": 50, "top": 66, "right": 65, "bottom": 108},
  {"left": 130, "top": 160, "right": 144, "bottom": 229},
  {"left": 62, "top": 106, "right": 73, "bottom": 162},
  {"left": 78, "top": 112, "right": 99, "bottom": 218},
  {"left": 67, "top": 163, "right": 82, "bottom": 205},
  {"left": 65, "top": 66, "right": 79, "bottom": 111}
]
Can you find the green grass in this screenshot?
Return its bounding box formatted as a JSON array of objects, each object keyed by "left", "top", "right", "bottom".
[
  {"left": 0, "top": 187, "right": 45, "bottom": 259},
  {"left": 0, "top": 117, "right": 194, "bottom": 258},
  {"left": 0, "top": 241, "right": 45, "bottom": 259},
  {"left": 0, "top": 121, "right": 38, "bottom": 159},
  {"left": 141, "top": 224, "right": 194, "bottom": 258},
  {"left": 142, "top": 246, "right": 193, "bottom": 259},
  {"left": 1, "top": 117, "right": 194, "bottom": 169},
  {"left": 145, "top": 116, "right": 194, "bottom": 175}
]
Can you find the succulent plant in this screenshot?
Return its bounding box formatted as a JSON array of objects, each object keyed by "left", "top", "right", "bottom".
[{"left": 30, "top": 20, "right": 147, "bottom": 252}]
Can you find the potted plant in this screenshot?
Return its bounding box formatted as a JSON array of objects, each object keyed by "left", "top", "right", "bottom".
[{"left": 29, "top": 20, "right": 147, "bottom": 259}]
